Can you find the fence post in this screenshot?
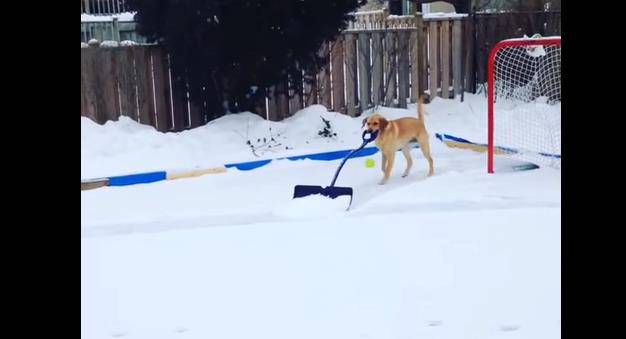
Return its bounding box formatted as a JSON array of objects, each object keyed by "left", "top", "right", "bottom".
[
  {"left": 289, "top": 81, "right": 303, "bottom": 115},
  {"left": 384, "top": 31, "right": 397, "bottom": 107},
  {"left": 151, "top": 47, "right": 173, "bottom": 131},
  {"left": 357, "top": 32, "right": 371, "bottom": 113},
  {"left": 99, "top": 45, "right": 121, "bottom": 122},
  {"left": 418, "top": 17, "right": 428, "bottom": 98},
  {"left": 410, "top": 14, "right": 422, "bottom": 103},
  {"left": 344, "top": 33, "right": 358, "bottom": 117},
  {"left": 397, "top": 30, "right": 410, "bottom": 108},
  {"left": 303, "top": 74, "right": 318, "bottom": 107},
  {"left": 475, "top": 14, "right": 486, "bottom": 88},
  {"left": 330, "top": 36, "right": 346, "bottom": 114},
  {"left": 134, "top": 46, "right": 156, "bottom": 127},
  {"left": 428, "top": 20, "right": 439, "bottom": 100},
  {"left": 170, "top": 65, "right": 190, "bottom": 131},
  {"left": 371, "top": 31, "right": 384, "bottom": 107},
  {"left": 441, "top": 20, "right": 451, "bottom": 99},
  {"left": 464, "top": 14, "right": 475, "bottom": 95},
  {"left": 115, "top": 46, "right": 138, "bottom": 121},
  {"left": 317, "top": 42, "right": 332, "bottom": 109},
  {"left": 277, "top": 80, "right": 290, "bottom": 119},
  {"left": 267, "top": 85, "right": 279, "bottom": 121},
  {"left": 185, "top": 72, "right": 207, "bottom": 128},
  {"left": 452, "top": 19, "right": 463, "bottom": 98},
  {"left": 81, "top": 46, "right": 99, "bottom": 122}
]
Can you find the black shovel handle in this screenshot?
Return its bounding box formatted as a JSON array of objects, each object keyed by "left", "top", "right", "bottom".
[{"left": 329, "top": 130, "right": 378, "bottom": 187}]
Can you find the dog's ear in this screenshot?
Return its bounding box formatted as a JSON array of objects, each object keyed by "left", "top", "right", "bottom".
[
  {"left": 379, "top": 117, "right": 389, "bottom": 131},
  {"left": 362, "top": 117, "right": 368, "bottom": 129}
]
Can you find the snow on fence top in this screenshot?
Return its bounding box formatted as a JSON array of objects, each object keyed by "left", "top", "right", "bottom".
[
  {"left": 387, "top": 15, "right": 416, "bottom": 19},
  {"left": 350, "top": 9, "right": 386, "bottom": 15},
  {"left": 100, "top": 40, "right": 120, "bottom": 48},
  {"left": 423, "top": 12, "right": 468, "bottom": 19},
  {"left": 81, "top": 12, "right": 136, "bottom": 23},
  {"left": 501, "top": 36, "right": 561, "bottom": 42},
  {"left": 346, "top": 10, "right": 467, "bottom": 31}
]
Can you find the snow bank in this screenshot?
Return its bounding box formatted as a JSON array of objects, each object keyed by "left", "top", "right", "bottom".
[{"left": 83, "top": 96, "right": 492, "bottom": 179}]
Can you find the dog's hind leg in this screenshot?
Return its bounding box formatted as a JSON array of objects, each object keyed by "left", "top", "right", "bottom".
[
  {"left": 401, "top": 145, "right": 413, "bottom": 178},
  {"left": 418, "top": 136, "right": 434, "bottom": 176}
]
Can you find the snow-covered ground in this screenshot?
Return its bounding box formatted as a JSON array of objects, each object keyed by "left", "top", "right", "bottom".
[{"left": 81, "top": 94, "right": 560, "bottom": 339}]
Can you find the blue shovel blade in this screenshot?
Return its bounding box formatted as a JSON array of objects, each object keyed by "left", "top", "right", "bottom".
[{"left": 293, "top": 185, "right": 354, "bottom": 209}]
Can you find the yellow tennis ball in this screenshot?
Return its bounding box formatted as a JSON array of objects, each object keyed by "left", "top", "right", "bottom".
[{"left": 365, "top": 158, "right": 375, "bottom": 168}]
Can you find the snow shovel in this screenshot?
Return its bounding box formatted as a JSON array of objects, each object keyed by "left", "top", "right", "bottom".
[{"left": 293, "top": 129, "right": 379, "bottom": 209}]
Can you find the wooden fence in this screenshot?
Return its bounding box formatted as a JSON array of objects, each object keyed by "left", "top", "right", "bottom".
[
  {"left": 261, "top": 13, "right": 471, "bottom": 120},
  {"left": 82, "top": 0, "right": 128, "bottom": 15},
  {"left": 80, "top": 10, "right": 561, "bottom": 132},
  {"left": 81, "top": 43, "right": 210, "bottom": 132}
]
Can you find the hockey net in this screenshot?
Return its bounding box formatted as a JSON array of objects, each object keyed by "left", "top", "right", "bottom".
[{"left": 487, "top": 37, "right": 561, "bottom": 173}]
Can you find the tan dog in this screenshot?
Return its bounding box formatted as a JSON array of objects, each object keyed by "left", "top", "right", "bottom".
[{"left": 362, "top": 97, "right": 434, "bottom": 184}]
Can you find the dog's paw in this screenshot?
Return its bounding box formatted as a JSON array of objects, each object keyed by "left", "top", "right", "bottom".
[
  {"left": 378, "top": 179, "right": 388, "bottom": 185},
  {"left": 402, "top": 172, "right": 409, "bottom": 178}
]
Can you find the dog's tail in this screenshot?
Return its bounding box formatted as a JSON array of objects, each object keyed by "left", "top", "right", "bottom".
[{"left": 417, "top": 95, "right": 426, "bottom": 126}]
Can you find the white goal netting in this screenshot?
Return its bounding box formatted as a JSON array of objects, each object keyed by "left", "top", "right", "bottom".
[{"left": 490, "top": 37, "right": 561, "bottom": 170}]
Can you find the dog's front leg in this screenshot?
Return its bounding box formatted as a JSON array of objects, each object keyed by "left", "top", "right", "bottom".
[
  {"left": 379, "top": 151, "right": 395, "bottom": 185},
  {"left": 381, "top": 153, "right": 387, "bottom": 174}
]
